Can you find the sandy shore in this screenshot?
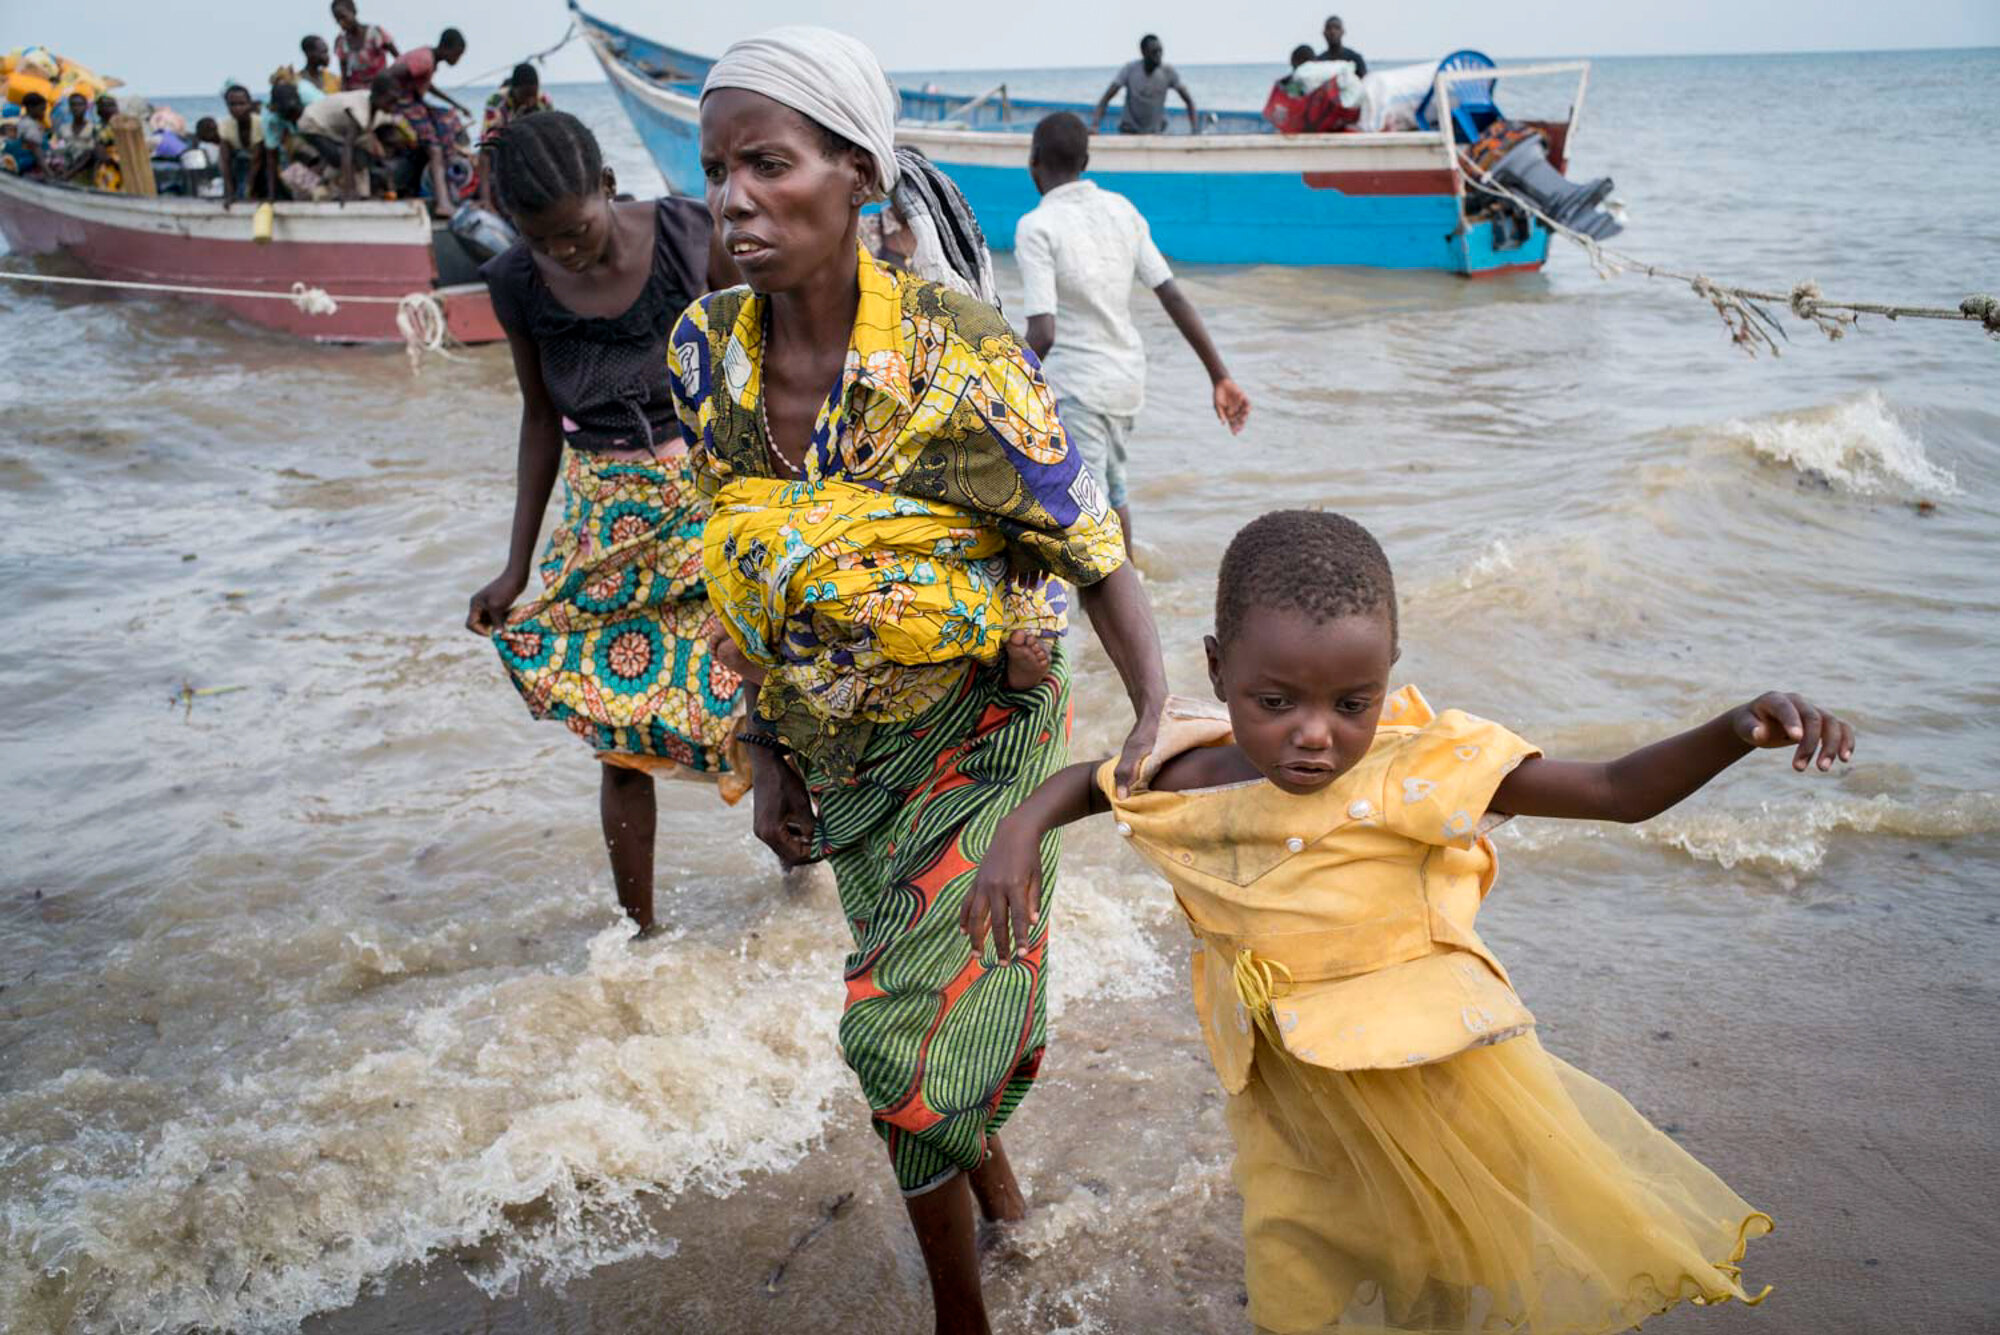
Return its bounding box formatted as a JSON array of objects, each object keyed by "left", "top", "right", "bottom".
[{"left": 305, "top": 834, "right": 2000, "bottom": 1334}]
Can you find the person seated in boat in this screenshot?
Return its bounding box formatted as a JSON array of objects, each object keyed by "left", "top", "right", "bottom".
[
  {"left": 387, "top": 27, "right": 471, "bottom": 219},
  {"left": 260, "top": 81, "right": 316, "bottom": 195},
  {"left": 15, "top": 90, "right": 52, "bottom": 133},
  {"left": 213, "top": 84, "right": 274, "bottom": 205},
  {"left": 0, "top": 115, "right": 43, "bottom": 178},
  {"left": 296, "top": 75, "right": 400, "bottom": 200},
  {"left": 1317, "top": 14, "right": 1367, "bottom": 76},
  {"left": 3, "top": 94, "right": 50, "bottom": 176},
  {"left": 47, "top": 91, "right": 96, "bottom": 182},
  {"left": 481, "top": 63, "right": 551, "bottom": 138},
  {"left": 266, "top": 66, "right": 324, "bottom": 111},
  {"left": 300, "top": 35, "right": 341, "bottom": 96},
  {"left": 477, "top": 63, "right": 552, "bottom": 211},
  {"left": 1093, "top": 34, "right": 1198, "bottom": 135},
  {"left": 89, "top": 92, "right": 125, "bottom": 191}
]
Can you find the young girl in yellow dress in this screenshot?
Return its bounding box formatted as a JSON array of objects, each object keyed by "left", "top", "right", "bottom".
[{"left": 966, "top": 508, "right": 1856, "bottom": 1335}]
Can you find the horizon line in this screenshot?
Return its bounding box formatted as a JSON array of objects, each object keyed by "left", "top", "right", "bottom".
[{"left": 133, "top": 40, "right": 1999, "bottom": 99}]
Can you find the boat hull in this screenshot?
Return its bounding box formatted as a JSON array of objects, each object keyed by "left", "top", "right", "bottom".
[
  {"left": 587, "top": 14, "right": 1550, "bottom": 275},
  {"left": 0, "top": 174, "right": 501, "bottom": 344}
]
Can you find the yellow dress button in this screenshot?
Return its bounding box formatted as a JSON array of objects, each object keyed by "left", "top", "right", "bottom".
[
  {"left": 1348, "top": 799, "right": 1372, "bottom": 819},
  {"left": 1285, "top": 836, "right": 1306, "bottom": 853},
  {"left": 1115, "top": 821, "right": 1133, "bottom": 837}
]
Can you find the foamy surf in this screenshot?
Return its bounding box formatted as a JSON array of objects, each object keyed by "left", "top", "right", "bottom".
[
  {"left": 1504, "top": 790, "right": 2000, "bottom": 879},
  {"left": 1719, "top": 391, "right": 1959, "bottom": 498},
  {"left": 0, "top": 863, "right": 1180, "bottom": 1335},
  {"left": 0, "top": 915, "right": 853, "bottom": 1334}
]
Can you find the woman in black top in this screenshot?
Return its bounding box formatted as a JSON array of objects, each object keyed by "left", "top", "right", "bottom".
[{"left": 465, "top": 112, "right": 746, "bottom": 937}]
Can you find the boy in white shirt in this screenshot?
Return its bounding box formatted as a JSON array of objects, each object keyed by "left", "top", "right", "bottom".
[{"left": 1014, "top": 112, "right": 1250, "bottom": 549}]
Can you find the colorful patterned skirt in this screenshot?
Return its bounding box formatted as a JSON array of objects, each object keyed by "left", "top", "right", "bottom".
[
  {"left": 810, "top": 651, "right": 1072, "bottom": 1193},
  {"left": 395, "top": 98, "right": 462, "bottom": 151},
  {"left": 493, "top": 448, "right": 748, "bottom": 801}
]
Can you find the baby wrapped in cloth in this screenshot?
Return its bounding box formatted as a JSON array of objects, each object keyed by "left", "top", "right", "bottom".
[{"left": 703, "top": 477, "right": 1064, "bottom": 744}]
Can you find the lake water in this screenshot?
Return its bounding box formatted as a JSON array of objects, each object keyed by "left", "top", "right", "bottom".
[{"left": 2, "top": 46, "right": 1997, "bottom": 1335}]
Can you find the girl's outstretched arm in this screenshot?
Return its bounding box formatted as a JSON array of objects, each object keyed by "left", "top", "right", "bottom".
[
  {"left": 1492, "top": 691, "right": 1855, "bottom": 825},
  {"left": 961, "top": 761, "right": 1108, "bottom": 957}
]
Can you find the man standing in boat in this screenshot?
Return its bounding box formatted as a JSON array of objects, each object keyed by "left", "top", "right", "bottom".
[
  {"left": 1015, "top": 111, "right": 1250, "bottom": 553},
  {"left": 1093, "top": 34, "right": 1198, "bottom": 135},
  {"left": 1318, "top": 14, "right": 1367, "bottom": 76}
]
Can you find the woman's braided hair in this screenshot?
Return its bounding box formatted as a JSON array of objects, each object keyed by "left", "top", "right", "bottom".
[{"left": 487, "top": 109, "right": 603, "bottom": 217}]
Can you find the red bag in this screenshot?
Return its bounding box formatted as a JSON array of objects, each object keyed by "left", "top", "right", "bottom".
[
  {"left": 1263, "top": 80, "right": 1358, "bottom": 135},
  {"left": 1300, "top": 82, "right": 1359, "bottom": 132},
  {"left": 1263, "top": 83, "right": 1309, "bottom": 133}
]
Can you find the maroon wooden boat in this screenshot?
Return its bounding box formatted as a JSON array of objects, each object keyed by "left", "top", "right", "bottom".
[{"left": 0, "top": 171, "right": 502, "bottom": 344}]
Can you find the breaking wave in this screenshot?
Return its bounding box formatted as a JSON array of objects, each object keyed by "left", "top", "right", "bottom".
[{"left": 1719, "top": 391, "right": 1959, "bottom": 498}]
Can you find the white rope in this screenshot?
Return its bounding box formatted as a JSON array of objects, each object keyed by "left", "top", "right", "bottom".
[
  {"left": 1, "top": 266, "right": 469, "bottom": 372},
  {"left": 289, "top": 281, "right": 339, "bottom": 315},
  {"left": 0, "top": 267, "right": 405, "bottom": 305},
  {"left": 394, "top": 291, "right": 467, "bottom": 375},
  {"left": 450, "top": 21, "right": 579, "bottom": 93},
  {"left": 1457, "top": 153, "right": 1999, "bottom": 356}
]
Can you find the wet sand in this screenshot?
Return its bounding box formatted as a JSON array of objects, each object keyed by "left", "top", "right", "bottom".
[{"left": 302, "top": 822, "right": 2000, "bottom": 1334}]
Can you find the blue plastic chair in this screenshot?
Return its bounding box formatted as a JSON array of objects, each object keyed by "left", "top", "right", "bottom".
[{"left": 1413, "top": 49, "right": 1500, "bottom": 143}]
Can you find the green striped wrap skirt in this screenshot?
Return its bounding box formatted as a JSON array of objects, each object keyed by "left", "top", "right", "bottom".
[{"left": 809, "top": 651, "right": 1072, "bottom": 1194}]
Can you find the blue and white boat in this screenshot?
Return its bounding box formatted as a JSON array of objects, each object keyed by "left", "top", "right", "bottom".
[{"left": 575, "top": 5, "right": 1597, "bottom": 275}]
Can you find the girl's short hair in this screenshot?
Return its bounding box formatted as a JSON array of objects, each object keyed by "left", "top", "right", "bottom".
[{"left": 1214, "top": 509, "right": 1397, "bottom": 646}]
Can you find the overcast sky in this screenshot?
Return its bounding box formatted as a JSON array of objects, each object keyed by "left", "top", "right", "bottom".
[{"left": 23, "top": 0, "right": 1999, "bottom": 97}]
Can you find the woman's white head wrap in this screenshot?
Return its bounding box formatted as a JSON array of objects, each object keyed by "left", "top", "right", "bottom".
[{"left": 700, "top": 26, "right": 901, "bottom": 200}]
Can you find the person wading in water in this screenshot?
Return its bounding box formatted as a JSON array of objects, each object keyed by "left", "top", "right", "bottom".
[
  {"left": 467, "top": 111, "right": 749, "bottom": 938},
  {"left": 678, "top": 26, "right": 1169, "bottom": 1333}
]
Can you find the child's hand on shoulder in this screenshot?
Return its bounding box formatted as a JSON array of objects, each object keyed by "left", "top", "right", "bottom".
[
  {"left": 962, "top": 816, "right": 1044, "bottom": 960},
  {"left": 1732, "top": 692, "right": 1855, "bottom": 772}
]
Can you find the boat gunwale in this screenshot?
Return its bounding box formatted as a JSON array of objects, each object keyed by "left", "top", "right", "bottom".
[
  {"left": 0, "top": 170, "right": 437, "bottom": 232},
  {"left": 576, "top": 9, "right": 1587, "bottom": 165}
]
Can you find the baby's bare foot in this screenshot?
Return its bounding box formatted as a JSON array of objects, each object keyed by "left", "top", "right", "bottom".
[
  {"left": 709, "top": 630, "right": 766, "bottom": 686},
  {"left": 1002, "top": 630, "right": 1050, "bottom": 691}
]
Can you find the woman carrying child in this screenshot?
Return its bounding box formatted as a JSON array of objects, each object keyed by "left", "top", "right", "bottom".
[
  {"left": 680, "top": 26, "right": 1167, "bottom": 1334},
  {"left": 969, "top": 508, "right": 1854, "bottom": 1335}
]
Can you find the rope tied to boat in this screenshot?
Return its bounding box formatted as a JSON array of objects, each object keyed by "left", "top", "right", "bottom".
[
  {"left": 449, "top": 21, "right": 579, "bottom": 92},
  {"left": 289, "top": 282, "right": 339, "bottom": 316},
  {"left": 1459, "top": 154, "right": 1999, "bottom": 357},
  {"left": 0, "top": 267, "right": 465, "bottom": 373},
  {"left": 394, "top": 292, "right": 462, "bottom": 375}
]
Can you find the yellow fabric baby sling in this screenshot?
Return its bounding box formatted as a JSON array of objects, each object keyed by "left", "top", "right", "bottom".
[{"left": 701, "top": 476, "right": 1060, "bottom": 729}]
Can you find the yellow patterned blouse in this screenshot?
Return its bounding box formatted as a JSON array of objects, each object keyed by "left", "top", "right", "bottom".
[{"left": 667, "top": 246, "right": 1127, "bottom": 777}]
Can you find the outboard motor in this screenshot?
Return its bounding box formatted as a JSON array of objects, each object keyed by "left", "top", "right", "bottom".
[
  {"left": 1486, "top": 134, "right": 1620, "bottom": 239},
  {"left": 449, "top": 202, "right": 520, "bottom": 263}
]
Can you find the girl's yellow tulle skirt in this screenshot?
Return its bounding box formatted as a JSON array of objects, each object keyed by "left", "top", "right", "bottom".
[{"left": 1229, "top": 1031, "right": 1771, "bottom": 1334}]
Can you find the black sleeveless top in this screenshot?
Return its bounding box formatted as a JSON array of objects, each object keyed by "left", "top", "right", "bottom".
[{"left": 481, "top": 197, "right": 710, "bottom": 453}]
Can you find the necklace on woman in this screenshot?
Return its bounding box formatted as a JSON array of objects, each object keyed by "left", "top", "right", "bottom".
[
  {"left": 757, "top": 384, "right": 806, "bottom": 477},
  {"left": 757, "top": 305, "right": 807, "bottom": 478}
]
